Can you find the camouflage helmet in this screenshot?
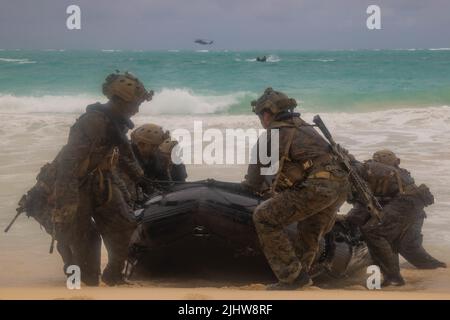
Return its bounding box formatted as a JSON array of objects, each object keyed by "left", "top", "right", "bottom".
[
  {"left": 372, "top": 149, "right": 400, "bottom": 166},
  {"left": 251, "top": 87, "right": 297, "bottom": 115},
  {"left": 159, "top": 138, "right": 178, "bottom": 156},
  {"left": 131, "top": 124, "right": 169, "bottom": 146},
  {"left": 102, "top": 71, "right": 154, "bottom": 103}
]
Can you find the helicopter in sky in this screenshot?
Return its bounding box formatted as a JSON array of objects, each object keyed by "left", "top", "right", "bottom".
[{"left": 194, "top": 39, "right": 214, "bottom": 45}]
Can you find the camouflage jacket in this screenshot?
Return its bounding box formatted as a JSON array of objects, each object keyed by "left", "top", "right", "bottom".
[
  {"left": 243, "top": 114, "right": 339, "bottom": 193},
  {"left": 356, "top": 160, "right": 415, "bottom": 199},
  {"left": 54, "top": 103, "right": 143, "bottom": 213},
  {"left": 352, "top": 160, "right": 433, "bottom": 207}
]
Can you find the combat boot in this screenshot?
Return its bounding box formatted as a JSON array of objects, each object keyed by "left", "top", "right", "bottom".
[
  {"left": 81, "top": 273, "right": 100, "bottom": 287},
  {"left": 101, "top": 266, "right": 130, "bottom": 286},
  {"left": 420, "top": 260, "right": 447, "bottom": 269},
  {"left": 266, "top": 270, "right": 313, "bottom": 290},
  {"left": 382, "top": 274, "right": 405, "bottom": 287}
]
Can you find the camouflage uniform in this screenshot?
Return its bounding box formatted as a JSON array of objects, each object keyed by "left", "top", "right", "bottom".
[
  {"left": 347, "top": 159, "right": 445, "bottom": 281},
  {"left": 245, "top": 115, "right": 349, "bottom": 283},
  {"left": 54, "top": 103, "right": 144, "bottom": 284},
  {"left": 17, "top": 72, "right": 151, "bottom": 285}
]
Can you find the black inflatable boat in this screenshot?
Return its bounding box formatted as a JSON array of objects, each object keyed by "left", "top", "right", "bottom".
[{"left": 127, "top": 179, "right": 371, "bottom": 282}]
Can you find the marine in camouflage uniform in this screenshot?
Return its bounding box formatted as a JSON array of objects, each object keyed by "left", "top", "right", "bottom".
[
  {"left": 243, "top": 88, "right": 350, "bottom": 290},
  {"left": 346, "top": 150, "right": 446, "bottom": 286},
  {"left": 19, "top": 72, "right": 153, "bottom": 286},
  {"left": 118, "top": 123, "right": 187, "bottom": 207}
]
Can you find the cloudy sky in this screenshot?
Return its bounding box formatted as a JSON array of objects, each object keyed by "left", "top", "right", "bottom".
[{"left": 1, "top": 0, "right": 449, "bottom": 50}]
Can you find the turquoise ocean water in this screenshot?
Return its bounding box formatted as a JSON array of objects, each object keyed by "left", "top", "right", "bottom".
[{"left": 0, "top": 49, "right": 449, "bottom": 113}]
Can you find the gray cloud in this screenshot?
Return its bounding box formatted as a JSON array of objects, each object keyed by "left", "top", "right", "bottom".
[{"left": 0, "top": 0, "right": 449, "bottom": 50}]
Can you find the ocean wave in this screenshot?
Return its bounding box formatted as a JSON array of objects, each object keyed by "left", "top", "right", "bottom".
[
  {"left": 0, "top": 58, "right": 36, "bottom": 64},
  {"left": 429, "top": 48, "right": 450, "bottom": 51},
  {"left": 309, "top": 58, "right": 335, "bottom": 62},
  {"left": 0, "top": 90, "right": 254, "bottom": 115},
  {"left": 1, "top": 91, "right": 450, "bottom": 118},
  {"left": 196, "top": 50, "right": 209, "bottom": 53},
  {"left": 145, "top": 89, "right": 251, "bottom": 114}
]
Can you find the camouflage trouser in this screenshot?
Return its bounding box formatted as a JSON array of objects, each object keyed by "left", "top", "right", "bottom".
[
  {"left": 253, "top": 178, "right": 349, "bottom": 283},
  {"left": 351, "top": 199, "right": 444, "bottom": 275},
  {"left": 22, "top": 184, "right": 76, "bottom": 273},
  {"left": 69, "top": 172, "right": 137, "bottom": 281},
  {"left": 398, "top": 216, "right": 444, "bottom": 269}
]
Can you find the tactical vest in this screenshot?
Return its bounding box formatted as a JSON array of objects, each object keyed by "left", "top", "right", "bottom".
[
  {"left": 269, "top": 117, "right": 343, "bottom": 192},
  {"left": 20, "top": 105, "right": 126, "bottom": 228}
]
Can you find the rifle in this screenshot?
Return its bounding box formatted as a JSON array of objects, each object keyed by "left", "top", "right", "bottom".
[
  {"left": 4, "top": 195, "right": 26, "bottom": 233},
  {"left": 313, "top": 115, "right": 383, "bottom": 224}
]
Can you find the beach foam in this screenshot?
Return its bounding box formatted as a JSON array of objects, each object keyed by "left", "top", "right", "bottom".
[
  {"left": 0, "top": 91, "right": 254, "bottom": 115},
  {"left": 0, "top": 58, "right": 36, "bottom": 64}
]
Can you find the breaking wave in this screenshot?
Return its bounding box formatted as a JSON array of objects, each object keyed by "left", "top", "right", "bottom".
[
  {"left": 1, "top": 91, "right": 449, "bottom": 117},
  {"left": 309, "top": 58, "right": 336, "bottom": 62},
  {"left": 0, "top": 89, "right": 254, "bottom": 115},
  {"left": 0, "top": 58, "right": 36, "bottom": 64}
]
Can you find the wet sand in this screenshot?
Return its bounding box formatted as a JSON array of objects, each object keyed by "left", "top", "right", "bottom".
[{"left": 2, "top": 262, "right": 450, "bottom": 300}]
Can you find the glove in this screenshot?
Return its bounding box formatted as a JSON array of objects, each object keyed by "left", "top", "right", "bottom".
[{"left": 417, "top": 184, "right": 434, "bottom": 207}]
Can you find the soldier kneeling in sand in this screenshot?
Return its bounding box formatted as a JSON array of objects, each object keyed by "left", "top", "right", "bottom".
[{"left": 346, "top": 149, "right": 446, "bottom": 287}]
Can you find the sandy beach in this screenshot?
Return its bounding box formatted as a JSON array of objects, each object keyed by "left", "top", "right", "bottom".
[
  {"left": 1, "top": 111, "right": 450, "bottom": 300},
  {"left": 2, "top": 263, "right": 450, "bottom": 300}
]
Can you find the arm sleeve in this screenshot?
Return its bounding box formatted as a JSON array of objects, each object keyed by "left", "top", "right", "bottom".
[
  {"left": 241, "top": 134, "right": 269, "bottom": 192},
  {"left": 118, "top": 141, "right": 144, "bottom": 180}
]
